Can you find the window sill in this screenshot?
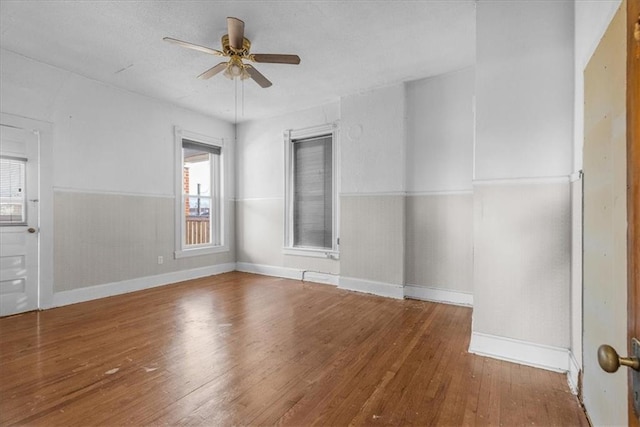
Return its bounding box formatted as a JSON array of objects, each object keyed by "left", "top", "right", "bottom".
[
  {"left": 175, "top": 245, "right": 229, "bottom": 259},
  {"left": 283, "top": 247, "right": 340, "bottom": 260}
]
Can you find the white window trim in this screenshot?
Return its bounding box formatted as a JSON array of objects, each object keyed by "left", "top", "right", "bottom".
[
  {"left": 283, "top": 122, "right": 340, "bottom": 259},
  {"left": 174, "top": 126, "right": 228, "bottom": 259}
]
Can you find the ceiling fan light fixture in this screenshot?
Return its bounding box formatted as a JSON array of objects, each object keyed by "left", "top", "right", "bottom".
[
  {"left": 223, "top": 57, "right": 245, "bottom": 80},
  {"left": 225, "top": 64, "right": 242, "bottom": 78}
]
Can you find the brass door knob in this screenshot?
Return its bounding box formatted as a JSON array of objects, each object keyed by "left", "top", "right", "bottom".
[
  {"left": 27, "top": 227, "right": 37, "bottom": 234},
  {"left": 598, "top": 344, "right": 640, "bottom": 373}
]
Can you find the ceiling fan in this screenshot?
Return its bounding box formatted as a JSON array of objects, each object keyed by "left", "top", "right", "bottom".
[{"left": 164, "top": 17, "right": 300, "bottom": 88}]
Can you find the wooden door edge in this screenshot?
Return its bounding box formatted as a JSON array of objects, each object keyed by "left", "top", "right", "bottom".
[{"left": 627, "top": 0, "right": 640, "bottom": 425}]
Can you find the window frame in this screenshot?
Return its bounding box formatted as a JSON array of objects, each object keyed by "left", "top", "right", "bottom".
[
  {"left": 174, "top": 127, "right": 227, "bottom": 259},
  {"left": 283, "top": 122, "right": 339, "bottom": 259},
  {"left": 0, "top": 156, "right": 28, "bottom": 226}
]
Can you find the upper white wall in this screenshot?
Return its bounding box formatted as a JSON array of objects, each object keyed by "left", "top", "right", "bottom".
[
  {"left": 235, "top": 103, "right": 340, "bottom": 200},
  {"left": 406, "top": 67, "right": 474, "bottom": 193},
  {"left": 340, "top": 84, "right": 405, "bottom": 194},
  {"left": 573, "top": 0, "right": 622, "bottom": 172},
  {"left": 0, "top": 49, "right": 235, "bottom": 196},
  {"left": 475, "top": 0, "right": 574, "bottom": 180}
]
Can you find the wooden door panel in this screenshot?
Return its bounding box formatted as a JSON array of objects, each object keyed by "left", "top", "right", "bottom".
[{"left": 628, "top": 0, "right": 640, "bottom": 424}]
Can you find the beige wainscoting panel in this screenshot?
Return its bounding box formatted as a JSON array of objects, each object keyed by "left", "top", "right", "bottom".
[
  {"left": 235, "top": 198, "right": 339, "bottom": 274},
  {"left": 472, "top": 181, "right": 571, "bottom": 349},
  {"left": 235, "top": 198, "right": 285, "bottom": 267},
  {"left": 340, "top": 195, "right": 405, "bottom": 286},
  {"left": 405, "top": 193, "right": 473, "bottom": 293},
  {"left": 54, "top": 191, "right": 234, "bottom": 292}
]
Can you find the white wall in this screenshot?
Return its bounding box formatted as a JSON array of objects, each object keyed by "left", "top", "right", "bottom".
[
  {"left": 472, "top": 0, "right": 574, "bottom": 361},
  {"left": 406, "top": 67, "right": 474, "bottom": 193},
  {"left": 404, "top": 68, "right": 475, "bottom": 299},
  {"left": 338, "top": 84, "right": 406, "bottom": 295},
  {"left": 1, "top": 50, "right": 235, "bottom": 195},
  {"left": 475, "top": 1, "right": 574, "bottom": 181},
  {"left": 235, "top": 103, "right": 340, "bottom": 275},
  {"left": 236, "top": 104, "right": 339, "bottom": 200},
  {"left": 340, "top": 84, "right": 405, "bottom": 195},
  {"left": 1, "top": 49, "right": 236, "bottom": 301}
]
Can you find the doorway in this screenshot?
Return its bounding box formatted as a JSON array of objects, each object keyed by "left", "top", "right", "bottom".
[
  {"left": 0, "top": 113, "right": 53, "bottom": 315},
  {"left": 0, "top": 124, "right": 39, "bottom": 315}
]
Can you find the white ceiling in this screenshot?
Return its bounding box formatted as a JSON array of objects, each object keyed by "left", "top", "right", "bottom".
[{"left": 0, "top": 1, "right": 476, "bottom": 123}]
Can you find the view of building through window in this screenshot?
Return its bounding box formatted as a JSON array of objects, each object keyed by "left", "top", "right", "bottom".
[{"left": 182, "top": 143, "right": 217, "bottom": 246}]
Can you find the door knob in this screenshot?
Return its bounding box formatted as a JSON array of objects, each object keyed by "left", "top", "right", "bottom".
[
  {"left": 27, "top": 227, "right": 37, "bottom": 234},
  {"left": 598, "top": 344, "right": 640, "bottom": 373}
]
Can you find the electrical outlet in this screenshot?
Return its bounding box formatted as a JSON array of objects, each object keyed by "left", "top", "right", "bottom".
[{"left": 157, "top": 256, "right": 163, "bottom": 265}]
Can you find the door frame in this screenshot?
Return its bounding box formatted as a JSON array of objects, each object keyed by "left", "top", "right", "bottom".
[
  {"left": 627, "top": 0, "right": 640, "bottom": 424},
  {"left": 1, "top": 112, "right": 54, "bottom": 310}
]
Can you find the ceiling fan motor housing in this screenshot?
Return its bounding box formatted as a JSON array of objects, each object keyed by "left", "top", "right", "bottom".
[{"left": 222, "top": 34, "right": 251, "bottom": 56}]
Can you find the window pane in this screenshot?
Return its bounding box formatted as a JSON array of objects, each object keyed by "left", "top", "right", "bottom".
[
  {"left": 187, "top": 196, "right": 211, "bottom": 218},
  {"left": 0, "top": 158, "right": 26, "bottom": 224},
  {"left": 293, "top": 136, "right": 332, "bottom": 249},
  {"left": 183, "top": 148, "right": 211, "bottom": 197},
  {"left": 178, "top": 135, "right": 222, "bottom": 253},
  {"left": 185, "top": 196, "right": 211, "bottom": 246}
]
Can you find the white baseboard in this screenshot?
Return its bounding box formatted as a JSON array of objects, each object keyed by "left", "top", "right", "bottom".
[
  {"left": 469, "top": 332, "right": 569, "bottom": 373},
  {"left": 235, "top": 262, "right": 339, "bottom": 286},
  {"left": 567, "top": 351, "right": 581, "bottom": 395},
  {"left": 339, "top": 276, "right": 404, "bottom": 299},
  {"left": 302, "top": 270, "right": 339, "bottom": 286},
  {"left": 235, "top": 262, "right": 302, "bottom": 280},
  {"left": 405, "top": 284, "right": 473, "bottom": 306},
  {"left": 50, "top": 263, "right": 236, "bottom": 308}
]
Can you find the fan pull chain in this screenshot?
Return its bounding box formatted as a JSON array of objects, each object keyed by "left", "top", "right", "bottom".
[{"left": 234, "top": 77, "right": 238, "bottom": 124}]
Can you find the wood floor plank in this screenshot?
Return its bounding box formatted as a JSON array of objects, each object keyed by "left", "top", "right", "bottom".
[
  {"left": 0, "top": 272, "right": 589, "bottom": 426},
  {"left": 461, "top": 346, "right": 484, "bottom": 425}
]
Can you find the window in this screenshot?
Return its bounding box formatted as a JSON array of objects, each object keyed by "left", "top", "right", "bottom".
[
  {"left": 0, "top": 157, "right": 26, "bottom": 224},
  {"left": 284, "top": 123, "right": 338, "bottom": 258},
  {"left": 174, "top": 128, "right": 225, "bottom": 258}
]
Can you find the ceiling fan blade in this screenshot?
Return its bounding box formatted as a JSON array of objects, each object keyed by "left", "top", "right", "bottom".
[
  {"left": 197, "top": 62, "right": 228, "bottom": 80},
  {"left": 245, "top": 65, "right": 272, "bottom": 88},
  {"left": 163, "top": 37, "right": 224, "bottom": 56},
  {"left": 227, "top": 17, "right": 245, "bottom": 50},
  {"left": 251, "top": 54, "right": 301, "bottom": 65}
]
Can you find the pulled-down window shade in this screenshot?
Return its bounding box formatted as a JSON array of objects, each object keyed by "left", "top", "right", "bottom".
[
  {"left": 293, "top": 135, "right": 332, "bottom": 249},
  {"left": 182, "top": 139, "right": 221, "bottom": 156}
]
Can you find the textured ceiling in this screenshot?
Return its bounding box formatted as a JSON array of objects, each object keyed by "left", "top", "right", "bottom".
[{"left": 0, "top": 1, "right": 476, "bottom": 123}]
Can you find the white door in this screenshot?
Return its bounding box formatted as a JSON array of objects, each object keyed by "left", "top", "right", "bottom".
[{"left": 0, "top": 124, "right": 39, "bottom": 316}]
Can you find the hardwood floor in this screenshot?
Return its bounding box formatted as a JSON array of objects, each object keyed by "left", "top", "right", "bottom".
[{"left": 0, "top": 272, "right": 588, "bottom": 426}]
